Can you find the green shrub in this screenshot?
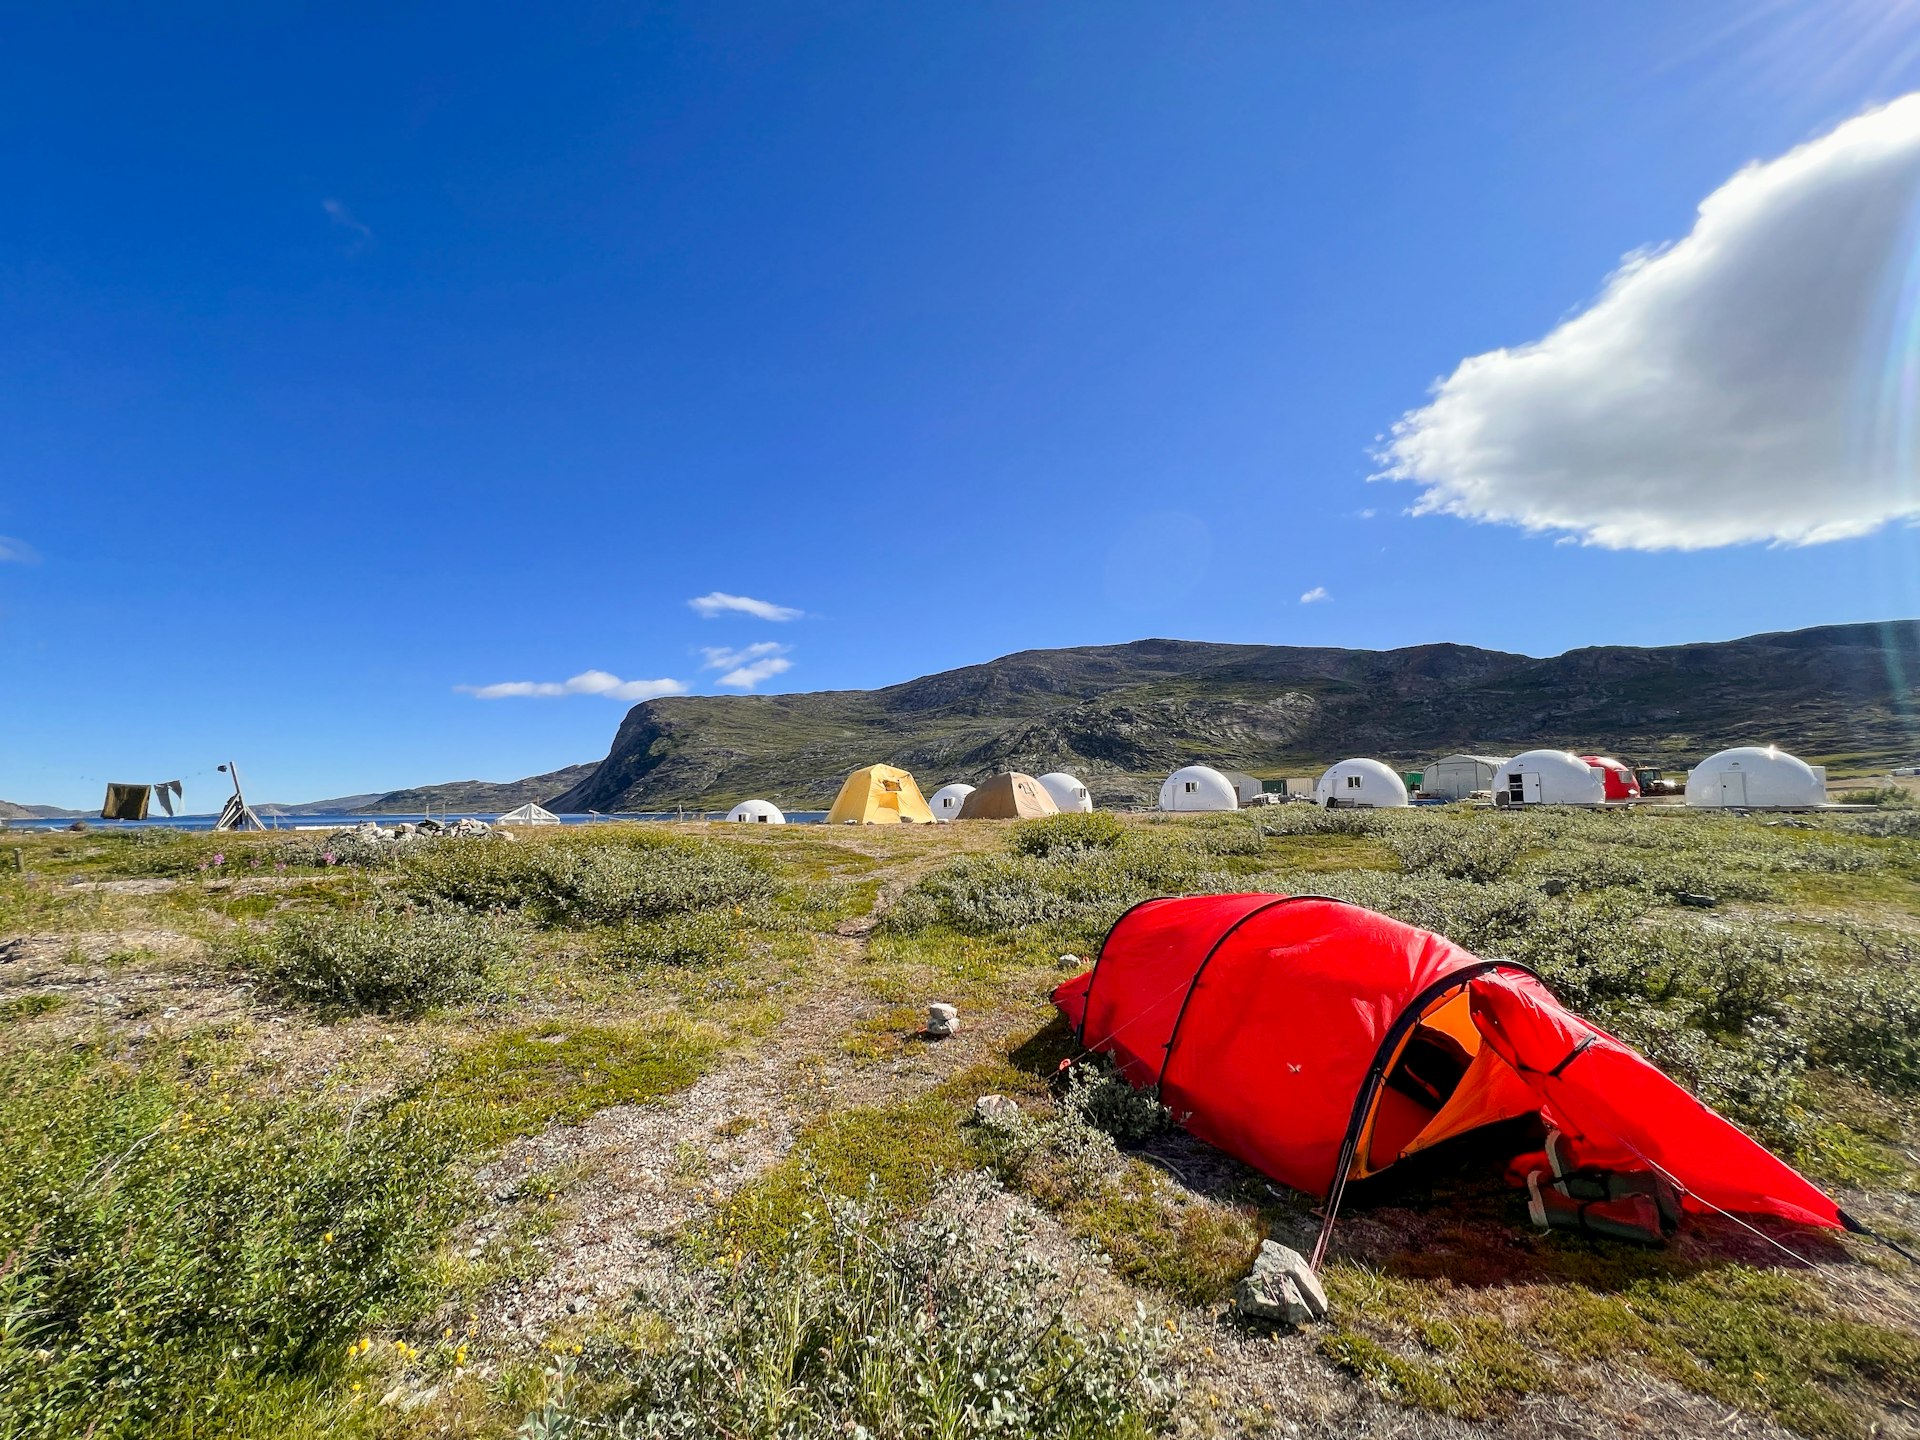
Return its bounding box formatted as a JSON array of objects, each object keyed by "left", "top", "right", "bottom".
[
  {"left": 1802, "top": 932, "right": 1920, "bottom": 1094},
  {"left": 403, "top": 833, "right": 776, "bottom": 928},
  {"left": 1390, "top": 820, "right": 1525, "bottom": 882},
  {"left": 232, "top": 905, "right": 501, "bottom": 1014},
  {"left": 0, "top": 1047, "right": 459, "bottom": 1438},
  {"left": 599, "top": 909, "right": 744, "bottom": 968},
  {"left": 1013, "top": 811, "right": 1128, "bottom": 858},
  {"left": 525, "top": 1175, "right": 1174, "bottom": 1440},
  {"left": 883, "top": 845, "right": 1230, "bottom": 939}
]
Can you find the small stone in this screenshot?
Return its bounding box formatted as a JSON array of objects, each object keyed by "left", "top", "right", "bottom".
[
  {"left": 974, "top": 1094, "right": 1020, "bottom": 1124},
  {"left": 1235, "top": 1241, "right": 1329, "bottom": 1325},
  {"left": 1540, "top": 878, "right": 1570, "bottom": 896},
  {"left": 926, "top": 1002, "right": 959, "bottom": 1038}
]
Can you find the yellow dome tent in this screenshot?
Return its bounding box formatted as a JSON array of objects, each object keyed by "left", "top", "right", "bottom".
[{"left": 826, "top": 764, "right": 934, "bottom": 825}]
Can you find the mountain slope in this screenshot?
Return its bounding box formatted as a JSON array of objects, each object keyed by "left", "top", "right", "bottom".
[{"left": 551, "top": 622, "right": 1920, "bottom": 811}]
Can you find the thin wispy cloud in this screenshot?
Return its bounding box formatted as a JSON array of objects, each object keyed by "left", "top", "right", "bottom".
[
  {"left": 688, "top": 591, "right": 802, "bottom": 621},
  {"left": 1377, "top": 95, "right": 1920, "bottom": 551},
  {"left": 456, "top": 670, "right": 687, "bottom": 702},
  {"left": 322, "top": 197, "right": 373, "bottom": 252},
  {"left": 702, "top": 642, "right": 793, "bottom": 690},
  {"left": 1299, "top": 586, "right": 1330, "bottom": 604},
  {"left": 0, "top": 535, "right": 39, "bottom": 565}
]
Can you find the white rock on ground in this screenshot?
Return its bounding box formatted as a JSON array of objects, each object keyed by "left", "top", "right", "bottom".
[
  {"left": 926, "top": 1002, "right": 959, "bottom": 1037},
  {"left": 1235, "top": 1241, "right": 1329, "bottom": 1325}
]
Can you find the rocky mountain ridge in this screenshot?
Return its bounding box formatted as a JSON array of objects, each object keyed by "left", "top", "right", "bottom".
[{"left": 550, "top": 620, "right": 1920, "bottom": 811}]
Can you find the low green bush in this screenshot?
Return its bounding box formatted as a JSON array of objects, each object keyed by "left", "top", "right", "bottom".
[
  {"left": 1012, "top": 811, "right": 1128, "bottom": 857},
  {"left": 598, "top": 909, "right": 744, "bottom": 968},
  {"left": 0, "top": 1047, "right": 459, "bottom": 1438},
  {"left": 230, "top": 905, "right": 501, "bottom": 1014},
  {"left": 403, "top": 833, "right": 776, "bottom": 928},
  {"left": 525, "top": 1175, "right": 1174, "bottom": 1440},
  {"left": 1389, "top": 820, "right": 1525, "bottom": 882},
  {"left": 883, "top": 845, "right": 1230, "bottom": 939}
]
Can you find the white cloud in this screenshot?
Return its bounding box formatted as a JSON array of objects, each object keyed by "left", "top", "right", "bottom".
[
  {"left": 1299, "top": 586, "right": 1330, "bottom": 604},
  {"left": 715, "top": 656, "right": 793, "bottom": 689},
  {"left": 0, "top": 535, "right": 38, "bottom": 564},
  {"left": 1377, "top": 95, "right": 1920, "bottom": 551},
  {"left": 688, "top": 591, "right": 802, "bottom": 621},
  {"left": 322, "top": 197, "right": 372, "bottom": 250},
  {"left": 700, "top": 642, "right": 793, "bottom": 690},
  {"left": 457, "top": 670, "right": 688, "bottom": 702}
]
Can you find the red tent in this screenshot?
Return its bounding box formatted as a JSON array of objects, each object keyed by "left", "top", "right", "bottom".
[
  {"left": 1052, "top": 895, "right": 1842, "bottom": 1234},
  {"left": 1581, "top": 755, "right": 1642, "bottom": 801}
]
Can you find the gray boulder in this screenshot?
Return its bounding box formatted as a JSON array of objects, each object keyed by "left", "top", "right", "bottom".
[
  {"left": 926, "top": 1002, "right": 959, "bottom": 1038},
  {"left": 1235, "top": 1241, "right": 1329, "bottom": 1325}
]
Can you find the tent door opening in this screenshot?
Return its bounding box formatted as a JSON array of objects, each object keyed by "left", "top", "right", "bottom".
[
  {"left": 1719, "top": 772, "right": 1747, "bottom": 806},
  {"left": 1352, "top": 983, "right": 1545, "bottom": 1180}
]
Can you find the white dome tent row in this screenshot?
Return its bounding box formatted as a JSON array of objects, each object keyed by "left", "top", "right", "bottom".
[
  {"left": 1685, "top": 746, "right": 1827, "bottom": 809},
  {"left": 1037, "top": 772, "right": 1093, "bottom": 813},
  {"left": 1314, "top": 759, "right": 1409, "bottom": 809},
  {"left": 1158, "top": 765, "right": 1239, "bottom": 812},
  {"left": 1494, "top": 750, "right": 1607, "bottom": 807},
  {"left": 725, "top": 799, "right": 786, "bottom": 824},
  {"left": 927, "top": 783, "right": 976, "bottom": 822}
]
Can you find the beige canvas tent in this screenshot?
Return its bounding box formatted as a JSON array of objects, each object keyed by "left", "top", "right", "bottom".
[
  {"left": 826, "top": 764, "right": 934, "bottom": 825},
  {"left": 957, "top": 772, "right": 1060, "bottom": 821}
]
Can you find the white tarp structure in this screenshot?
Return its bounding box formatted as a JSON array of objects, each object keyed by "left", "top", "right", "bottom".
[
  {"left": 1685, "top": 746, "right": 1827, "bottom": 809},
  {"left": 1037, "top": 772, "right": 1093, "bottom": 813},
  {"left": 1159, "top": 765, "right": 1239, "bottom": 812},
  {"left": 1421, "top": 754, "right": 1509, "bottom": 801},
  {"left": 1494, "top": 751, "right": 1606, "bottom": 806},
  {"left": 498, "top": 802, "right": 561, "bottom": 826},
  {"left": 725, "top": 799, "right": 786, "bottom": 824},
  {"left": 1221, "top": 771, "right": 1267, "bottom": 806},
  {"left": 1315, "top": 759, "right": 1410, "bottom": 809},
  {"left": 928, "top": 783, "right": 975, "bottom": 822}
]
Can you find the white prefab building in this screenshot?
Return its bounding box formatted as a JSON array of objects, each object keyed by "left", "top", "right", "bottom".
[
  {"left": 1685, "top": 746, "right": 1827, "bottom": 809},
  {"left": 497, "top": 802, "right": 560, "bottom": 825},
  {"left": 1315, "top": 759, "right": 1410, "bottom": 809},
  {"left": 1221, "top": 771, "right": 1267, "bottom": 807},
  {"left": 725, "top": 799, "right": 785, "bottom": 824},
  {"left": 928, "top": 783, "right": 976, "bottom": 822},
  {"left": 1495, "top": 750, "right": 1607, "bottom": 806},
  {"left": 1037, "top": 772, "right": 1094, "bottom": 813},
  {"left": 1422, "top": 755, "right": 1509, "bottom": 801},
  {"left": 1159, "top": 765, "right": 1239, "bottom": 812}
]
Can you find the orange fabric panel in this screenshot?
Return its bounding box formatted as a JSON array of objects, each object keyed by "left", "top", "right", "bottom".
[
  {"left": 1398, "top": 1045, "right": 1543, "bottom": 1159},
  {"left": 1420, "top": 988, "right": 1483, "bottom": 1054}
]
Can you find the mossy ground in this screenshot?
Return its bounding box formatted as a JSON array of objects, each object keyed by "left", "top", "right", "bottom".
[{"left": 2, "top": 805, "right": 1918, "bottom": 1437}]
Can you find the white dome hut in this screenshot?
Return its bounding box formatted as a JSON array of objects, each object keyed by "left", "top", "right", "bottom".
[
  {"left": 725, "top": 799, "right": 785, "bottom": 824},
  {"left": 928, "top": 783, "right": 976, "bottom": 822},
  {"left": 1037, "top": 772, "right": 1094, "bottom": 813},
  {"left": 1685, "top": 746, "right": 1826, "bottom": 809},
  {"left": 1494, "top": 750, "right": 1607, "bottom": 807},
  {"left": 1314, "top": 759, "right": 1409, "bottom": 809},
  {"left": 1158, "top": 765, "right": 1239, "bottom": 812}
]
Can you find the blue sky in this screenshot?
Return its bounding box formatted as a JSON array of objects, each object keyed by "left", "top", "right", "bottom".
[{"left": 8, "top": 2, "right": 1920, "bottom": 807}]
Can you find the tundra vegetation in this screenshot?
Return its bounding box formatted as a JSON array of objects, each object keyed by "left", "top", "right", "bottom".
[{"left": 0, "top": 802, "right": 1916, "bottom": 1438}]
